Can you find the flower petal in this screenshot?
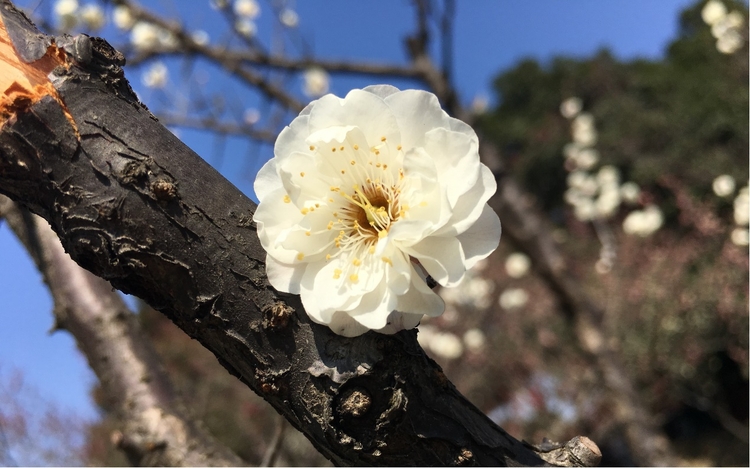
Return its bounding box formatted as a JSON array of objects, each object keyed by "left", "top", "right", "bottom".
[
  {"left": 404, "top": 236, "right": 466, "bottom": 287},
  {"left": 265, "top": 255, "right": 305, "bottom": 294},
  {"left": 327, "top": 311, "right": 370, "bottom": 337},
  {"left": 457, "top": 204, "right": 502, "bottom": 269},
  {"left": 253, "top": 158, "right": 280, "bottom": 201},
  {"left": 395, "top": 267, "right": 445, "bottom": 317},
  {"left": 308, "top": 90, "right": 401, "bottom": 149}
]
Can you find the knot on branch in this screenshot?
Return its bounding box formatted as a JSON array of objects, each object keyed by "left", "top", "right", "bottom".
[{"left": 526, "top": 436, "right": 602, "bottom": 467}]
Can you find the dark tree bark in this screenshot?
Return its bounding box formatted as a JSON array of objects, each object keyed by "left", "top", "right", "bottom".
[{"left": 0, "top": 2, "right": 600, "bottom": 466}]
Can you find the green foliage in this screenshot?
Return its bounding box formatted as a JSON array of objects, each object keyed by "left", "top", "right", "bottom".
[{"left": 478, "top": 0, "right": 748, "bottom": 214}]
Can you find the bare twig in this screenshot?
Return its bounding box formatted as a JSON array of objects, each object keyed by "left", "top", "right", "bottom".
[{"left": 259, "top": 416, "right": 287, "bottom": 467}]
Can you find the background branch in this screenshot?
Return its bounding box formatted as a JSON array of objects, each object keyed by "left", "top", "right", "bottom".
[{"left": 0, "top": 195, "right": 244, "bottom": 467}]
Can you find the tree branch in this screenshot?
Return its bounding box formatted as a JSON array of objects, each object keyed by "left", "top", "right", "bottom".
[
  {"left": 0, "top": 195, "right": 245, "bottom": 466},
  {"left": 0, "top": 3, "right": 598, "bottom": 466}
]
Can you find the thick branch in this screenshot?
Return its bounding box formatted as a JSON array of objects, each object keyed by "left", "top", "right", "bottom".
[
  {"left": 0, "top": 195, "right": 244, "bottom": 467},
  {"left": 0, "top": 3, "right": 597, "bottom": 466}
]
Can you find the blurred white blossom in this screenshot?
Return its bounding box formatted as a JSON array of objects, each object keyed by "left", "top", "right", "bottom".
[
  {"left": 142, "top": 62, "right": 168, "bottom": 89},
  {"left": 498, "top": 288, "right": 529, "bottom": 310},
  {"left": 54, "top": 0, "right": 79, "bottom": 30},
  {"left": 734, "top": 187, "right": 749, "bottom": 226},
  {"left": 131, "top": 22, "right": 161, "bottom": 50},
  {"left": 712, "top": 174, "right": 736, "bottom": 197},
  {"left": 716, "top": 29, "right": 743, "bottom": 54},
  {"left": 463, "top": 328, "right": 486, "bottom": 352},
  {"left": 302, "top": 67, "right": 330, "bottom": 97},
  {"left": 235, "top": 18, "right": 257, "bottom": 38},
  {"left": 234, "top": 0, "right": 260, "bottom": 18},
  {"left": 113, "top": 5, "right": 135, "bottom": 30},
  {"left": 280, "top": 8, "right": 299, "bottom": 28},
  {"left": 595, "top": 187, "right": 621, "bottom": 219},
  {"left": 702, "top": 0, "right": 727, "bottom": 25},
  {"left": 243, "top": 108, "right": 260, "bottom": 125},
  {"left": 417, "top": 326, "right": 464, "bottom": 360},
  {"left": 623, "top": 205, "right": 663, "bottom": 237},
  {"left": 505, "top": 252, "right": 531, "bottom": 279},
  {"left": 79, "top": 3, "right": 105, "bottom": 30},
  {"left": 191, "top": 30, "right": 210, "bottom": 46},
  {"left": 620, "top": 181, "right": 641, "bottom": 205},
  {"left": 731, "top": 227, "right": 749, "bottom": 246},
  {"left": 573, "top": 198, "right": 597, "bottom": 222},
  {"left": 560, "top": 97, "right": 582, "bottom": 119},
  {"left": 596, "top": 165, "right": 620, "bottom": 187},
  {"left": 575, "top": 148, "right": 599, "bottom": 170}
]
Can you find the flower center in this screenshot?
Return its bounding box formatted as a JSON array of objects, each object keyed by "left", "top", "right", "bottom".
[{"left": 339, "top": 181, "right": 401, "bottom": 242}]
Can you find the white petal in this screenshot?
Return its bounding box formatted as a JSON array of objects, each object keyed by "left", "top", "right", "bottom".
[
  {"left": 327, "top": 311, "right": 370, "bottom": 337},
  {"left": 395, "top": 267, "right": 445, "bottom": 317},
  {"left": 363, "top": 84, "right": 400, "bottom": 99},
  {"left": 422, "top": 127, "right": 480, "bottom": 206},
  {"left": 265, "top": 255, "right": 305, "bottom": 294},
  {"left": 435, "top": 164, "right": 496, "bottom": 236},
  {"left": 279, "top": 151, "right": 330, "bottom": 203},
  {"left": 378, "top": 311, "right": 422, "bottom": 334},
  {"left": 253, "top": 158, "right": 280, "bottom": 201},
  {"left": 385, "top": 248, "right": 411, "bottom": 296},
  {"left": 404, "top": 236, "right": 466, "bottom": 287},
  {"left": 349, "top": 283, "right": 397, "bottom": 329},
  {"left": 457, "top": 204, "right": 501, "bottom": 269},
  {"left": 275, "top": 113, "right": 311, "bottom": 160},
  {"left": 383, "top": 89, "right": 451, "bottom": 150},
  {"left": 308, "top": 90, "right": 401, "bottom": 149},
  {"left": 253, "top": 187, "right": 304, "bottom": 263}
]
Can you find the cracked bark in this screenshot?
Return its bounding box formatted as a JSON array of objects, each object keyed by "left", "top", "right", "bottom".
[{"left": 0, "top": 2, "right": 601, "bottom": 466}]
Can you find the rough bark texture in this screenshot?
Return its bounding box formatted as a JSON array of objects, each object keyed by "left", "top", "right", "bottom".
[
  {"left": 0, "top": 195, "right": 245, "bottom": 466},
  {"left": 0, "top": 2, "right": 601, "bottom": 466}
]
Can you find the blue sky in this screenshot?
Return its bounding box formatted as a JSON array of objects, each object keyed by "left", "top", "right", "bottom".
[{"left": 0, "top": 0, "right": 699, "bottom": 440}]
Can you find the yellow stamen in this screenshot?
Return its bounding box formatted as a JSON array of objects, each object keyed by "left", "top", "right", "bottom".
[
  {"left": 301, "top": 208, "right": 309, "bottom": 215},
  {"left": 333, "top": 269, "right": 342, "bottom": 279},
  {"left": 382, "top": 256, "right": 393, "bottom": 266},
  {"left": 349, "top": 274, "right": 359, "bottom": 283},
  {"left": 300, "top": 172, "right": 305, "bottom": 177},
  {"left": 283, "top": 194, "right": 291, "bottom": 203},
  {"left": 309, "top": 145, "right": 315, "bottom": 151},
  {"left": 297, "top": 253, "right": 305, "bottom": 260},
  {"left": 353, "top": 258, "right": 362, "bottom": 266}
]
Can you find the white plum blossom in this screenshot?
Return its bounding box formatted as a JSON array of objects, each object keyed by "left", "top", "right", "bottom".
[
  {"left": 142, "top": 62, "right": 168, "bottom": 89},
  {"left": 79, "top": 4, "right": 105, "bottom": 31},
  {"left": 734, "top": 187, "right": 749, "bottom": 226},
  {"left": 54, "top": 0, "right": 79, "bottom": 31},
  {"left": 505, "top": 252, "right": 531, "bottom": 278},
  {"left": 731, "top": 227, "right": 749, "bottom": 246},
  {"left": 623, "top": 205, "right": 664, "bottom": 237},
  {"left": 279, "top": 9, "right": 299, "bottom": 28},
  {"left": 113, "top": 5, "right": 135, "bottom": 30},
  {"left": 463, "top": 328, "right": 486, "bottom": 351},
  {"left": 712, "top": 174, "right": 736, "bottom": 197},
  {"left": 234, "top": 0, "right": 260, "bottom": 18},
  {"left": 130, "top": 22, "right": 161, "bottom": 50},
  {"left": 702, "top": 0, "right": 727, "bottom": 25},
  {"left": 235, "top": 18, "right": 257, "bottom": 38},
  {"left": 303, "top": 68, "right": 330, "bottom": 98},
  {"left": 559, "top": 97, "right": 582, "bottom": 119},
  {"left": 620, "top": 181, "right": 641, "bottom": 204},
  {"left": 254, "top": 86, "right": 501, "bottom": 336},
  {"left": 498, "top": 288, "right": 529, "bottom": 310}
]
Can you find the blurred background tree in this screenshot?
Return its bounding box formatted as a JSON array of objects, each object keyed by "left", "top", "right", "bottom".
[{"left": 0, "top": 0, "right": 746, "bottom": 466}]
